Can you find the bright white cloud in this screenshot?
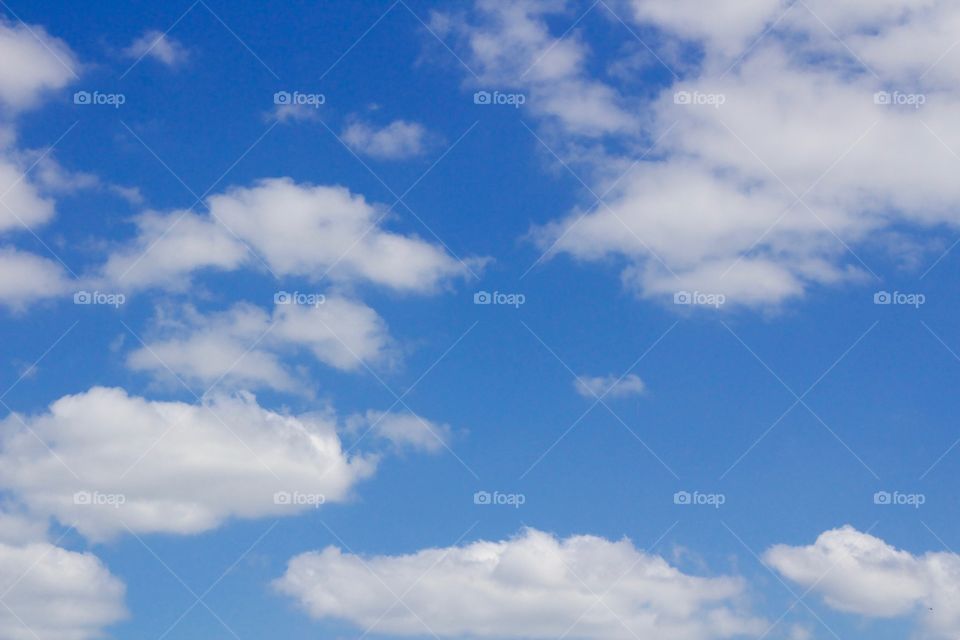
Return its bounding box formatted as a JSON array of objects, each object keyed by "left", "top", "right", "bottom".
[
  {"left": 766, "top": 526, "right": 960, "bottom": 639},
  {"left": 574, "top": 373, "right": 645, "bottom": 399},
  {"left": 0, "top": 387, "right": 379, "bottom": 541},
  {"left": 342, "top": 119, "right": 429, "bottom": 159},
  {"left": 0, "top": 540, "right": 127, "bottom": 640},
  {"left": 0, "top": 19, "right": 76, "bottom": 110},
  {"left": 440, "top": 0, "right": 960, "bottom": 307},
  {"left": 275, "top": 527, "right": 765, "bottom": 640},
  {"left": 127, "top": 297, "right": 393, "bottom": 392},
  {"left": 0, "top": 247, "right": 71, "bottom": 310},
  {"left": 102, "top": 178, "right": 483, "bottom": 293},
  {"left": 123, "top": 29, "right": 188, "bottom": 67}
]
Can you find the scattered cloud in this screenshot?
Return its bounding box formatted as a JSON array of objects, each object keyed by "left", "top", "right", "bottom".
[
  {"left": 0, "top": 19, "right": 77, "bottom": 110},
  {"left": 574, "top": 373, "right": 645, "bottom": 399},
  {"left": 341, "top": 119, "right": 430, "bottom": 160},
  {"left": 123, "top": 29, "right": 188, "bottom": 67},
  {"left": 127, "top": 297, "right": 394, "bottom": 392},
  {"left": 275, "top": 526, "right": 765, "bottom": 639},
  {"left": 346, "top": 410, "right": 452, "bottom": 453},
  {"left": 0, "top": 387, "right": 379, "bottom": 540},
  {"left": 766, "top": 525, "right": 960, "bottom": 639},
  {"left": 101, "top": 178, "right": 484, "bottom": 293}
]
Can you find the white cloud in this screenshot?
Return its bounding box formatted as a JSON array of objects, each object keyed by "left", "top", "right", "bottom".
[
  {"left": 0, "top": 247, "right": 71, "bottom": 310},
  {"left": 127, "top": 297, "right": 393, "bottom": 392},
  {"left": 275, "top": 527, "right": 765, "bottom": 639},
  {"left": 102, "top": 178, "right": 483, "bottom": 293},
  {"left": 0, "top": 19, "right": 76, "bottom": 110},
  {"left": 432, "top": 0, "right": 636, "bottom": 135},
  {"left": 766, "top": 526, "right": 960, "bottom": 639},
  {"left": 0, "top": 387, "right": 379, "bottom": 541},
  {"left": 0, "top": 539, "right": 126, "bottom": 640},
  {"left": 440, "top": 0, "right": 960, "bottom": 307},
  {"left": 0, "top": 157, "right": 56, "bottom": 232},
  {"left": 342, "top": 119, "right": 429, "bottom": 159},
  {"left": 346, "top": 410, "right": 452, "bottom": 453},
  {"left": 574, "top": 373, "right": 645, "bottom": 399},
  {"left": 123, "top": 30, "right": 188, "bottom": 67}
]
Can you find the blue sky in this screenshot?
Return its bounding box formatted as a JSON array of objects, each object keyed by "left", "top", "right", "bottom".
[{"left": 1, "top": 1, "right": 960, "bottom": 639}]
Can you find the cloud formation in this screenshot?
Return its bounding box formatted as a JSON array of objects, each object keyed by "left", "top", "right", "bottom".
[{"left": 276, "top": 527, "right": 765, "bottom": 639}]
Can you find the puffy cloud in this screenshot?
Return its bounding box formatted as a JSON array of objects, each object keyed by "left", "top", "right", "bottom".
[
  {"left": 346, "top": 410, "right": 452, "bottom": 453},
  {"left": 342, "top": 119, "right": 429, "bottom": 159},
  {"left": 0, "top": 19, "right": 76, "bottom": 110},
  {"left": 127, "top": 296, "right": 393, "bottom": 392},
  {"left": 102, "top": 178, "right": 482, "bottom": 293},
  {"left": 440, "top": 0, "right": 960, "bottom": 307},
  {"left": 0, "top": 387, "right": 378, "bottom": 541},
  {"left": 275, "top": 527, "right": 765, "bottom": 640},
  {"left": 0, "top": 158, "right": 56, "bottom": 232},
  {"left": 122, "top": 30, "right": 188, "bottom": 67},
  {"left": 574, "top": 373, "right": 645, "bottom": 399},
  {"left": 766, "top": 526, "right": 960, "bottom": 639},
  {"left": 432, "top": 0, "right": 636, "bottom": 135},
  {"left": 0, "top": 540, "right": 126, "bottom": 640},
  {"left": 0, "top": 510, "right": 126, "bottom": 640},
  {"left": 0, "top": 247, "right": 71, "bottom": 310}
]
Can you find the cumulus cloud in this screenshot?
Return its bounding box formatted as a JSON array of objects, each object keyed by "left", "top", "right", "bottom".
[
  {"left": 342, "top": 119, "right": 429, "bottom": 159},
  {"left": 0, "top": 19, "right": 76, "bottom": 110},
  {"left": 275, "top": 527, "right": 764, "bottom": 639},
  {"left": 0, "top": 247, "right": 71, "bottom": 310},
  {"left": 0, "top": 539, "right": 127, "bottom": 640},
  {"left": 766, "top": 525, "right": 960, "bottom": 639},
  {"left": 102, "top": 177, "right": 483, "bottom": 293},
  {"left": 122, "top": 29, "right": 188, "bottom": 67},
  {"left": 127, "top": 297, "right": 393, "bottom": 392},
  {"left": 574, "top": 373, "right": 645, "bottom": 399},
  {"left": 438, "top": 0, "right": 960, "bottom": 307},
  {"left": 0, "top": 387, "right": 379, "bottom": 541},
  {"left": 0, "top": 510, "right": 126, "bottom": 640}
]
